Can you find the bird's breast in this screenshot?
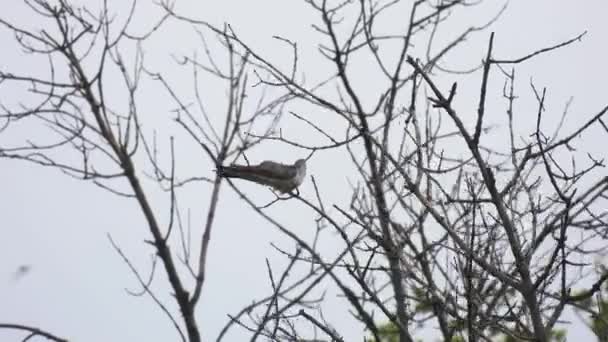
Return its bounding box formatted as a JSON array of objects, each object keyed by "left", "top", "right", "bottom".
[{"left": 294, "top": 168, "right": 306, "bottom": 186}]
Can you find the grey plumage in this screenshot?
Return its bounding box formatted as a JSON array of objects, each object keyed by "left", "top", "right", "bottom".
[{"left": 219, "top": 159, "right": 306, "bottom": 193}]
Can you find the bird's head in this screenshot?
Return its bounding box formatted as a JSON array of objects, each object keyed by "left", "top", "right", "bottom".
[{"left": 294, "top": 158, "right": 307, "bottom": 172}]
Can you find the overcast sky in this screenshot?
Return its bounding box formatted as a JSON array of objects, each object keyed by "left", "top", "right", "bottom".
[{"left": 1, "top": 1, "right": 607, "bottom": 341}]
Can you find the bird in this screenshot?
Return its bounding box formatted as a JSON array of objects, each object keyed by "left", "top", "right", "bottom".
[
  {"left": 12, "top": 264, "right": 31, "bottom": 281},
  {"left": 218, "top": 158, "right": 307, "bottom": 193}
]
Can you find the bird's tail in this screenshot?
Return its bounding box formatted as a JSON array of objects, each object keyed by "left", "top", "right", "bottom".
[{"left": 217, "top": 164, "right": 255, "bottom": 180}]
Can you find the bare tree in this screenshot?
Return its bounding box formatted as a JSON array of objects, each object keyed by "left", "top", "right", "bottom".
[
  {"left": 0, "top": 1, "right": 283, "bottom": 341},
  {"left": 1, "top": 1, "right": 607, "bottom": 342}
]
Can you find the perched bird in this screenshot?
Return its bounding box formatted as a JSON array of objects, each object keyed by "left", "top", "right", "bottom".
[{"left": 218, "top": 159, "right": 307, "bottom": 193}]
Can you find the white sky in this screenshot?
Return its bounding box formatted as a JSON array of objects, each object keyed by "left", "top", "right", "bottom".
[{"left": 1, "top": 1, "right": 607, "bottom": 341}]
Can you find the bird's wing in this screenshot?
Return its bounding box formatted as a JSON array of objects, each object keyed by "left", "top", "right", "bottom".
[{"left": 254, "top": 161, "right": 297, "bottom": 180}]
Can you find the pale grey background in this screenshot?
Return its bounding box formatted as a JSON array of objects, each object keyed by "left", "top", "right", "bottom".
[{"left": 1, "top": 1, "right": 607, "bottom": 341}]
